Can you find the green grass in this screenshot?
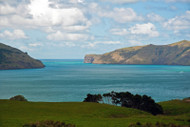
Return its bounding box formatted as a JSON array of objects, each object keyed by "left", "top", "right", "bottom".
[
  {"left": 159, "top": 100, "right": 190, "bottom": 115},
  {"left": 0, "top": 99, "right": 190, "bottom": 127}
]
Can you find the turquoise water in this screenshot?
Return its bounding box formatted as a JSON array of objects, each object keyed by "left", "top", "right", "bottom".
[{"left": 0, "top": 59, "right": 190, "bottom": 102}]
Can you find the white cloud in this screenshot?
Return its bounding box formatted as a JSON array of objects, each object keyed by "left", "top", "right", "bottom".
[
  {"left": 83, "top": 41, "right": 121, "bottom": 48},
  {"left": 19, "top": 46, "right": 33, "bottom": 52},
  {"left": 165, "top": 0, "right": 190, "bottom": 2},
  {"left": 91, "top": 4, "right": 162, "bottom": 24},
  {"left": 111, "top": 23, "right": 159, "bottom": 37},
  {"left": 101, "top": 0, "right": 190, "bottom": 3},
  {"left": 63, "top": 42, "right": 76, "bottom": 47},
  {"left": 47, "top": 31, "right": 90, "bottom": 41},
  {"left": 163, "top": 11, "right": 190, "bottom": 33},
  {"left": 43, "top": 27, "right": 56, "bottom": 33},
  {"left": 99, "top": 8, "right": 143, "bottom": 23},
  {"left": 0, "top": 17, "right": 10, "bottom": 26},
  {"left": 48, "top": 41, "right": 77, "bottom": 47},
  {"left": 0, "top": 4, "right": 16, "bottom": 15},
  {"left": 100, "top": 0, "right": 142, "bottom": 4},
  {"left": 28, "top": 0, "right": 88, "bottom": 27},
  {"left": 129, "top": 23, "right": 159, "bottom": 37},
  {"left": 29, "top": 43, "right": 42, "bottom": 47},
  {"left": 69, "top": 0, "right": 85, "bottom": 4},
  {"left": 0, "top": 0, "right": 91, "bottom": 32},
  {"left": 95, "top": 41, "right": 121, "bottom": 44},
  {"left": 146, "top": 13, "right": 164, "bottom": 22},
  {"left": 170, "top": 6, "right": 178, "bottom": 11},
  {"left": 110, "top": 28, "right": 128, "bottom": 35},
  {"left": 128, "top": 40, "right": 143, "bottom": 46},
  {"left": 0, "top": 29, "right": 27, "bottom": 40},
  {"left": 62, "top": 21, "right": 92, "bottom": 32}
]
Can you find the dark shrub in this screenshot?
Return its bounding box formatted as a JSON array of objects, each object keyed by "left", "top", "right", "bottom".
[
  {"left": 183, "top": 97, "right": 190, "bottom": 102},
  {"left": 83, "top": 94, "right": 102, "bottom": 103},
  {"left": 128, "top": 122, "right": 189, "bottom": 127},
  {"left": 84, "top": 91, "right": 163, "bottom": 115},
  {"left": 103, "top": 91, "right": 163, "bottom": 115},
  {"left": 10, "top": 95, "right": 28, "bottom": 101},
  {"left": 23, "top": 120, "right": 75, "bottom": 127}
]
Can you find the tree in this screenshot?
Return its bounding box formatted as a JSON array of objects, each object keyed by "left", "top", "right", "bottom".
[
  {"left": 102, "top": 91, "right": 163, "bottom": 115},
  {"left": 83, "top": 94, "right": 102, "bottom": 103},
  {"left": 103, "top": 92, "right": 113, "bottom": 104},
  {"left": 139, "top": 95, "right": 163, "bottom": 115}
]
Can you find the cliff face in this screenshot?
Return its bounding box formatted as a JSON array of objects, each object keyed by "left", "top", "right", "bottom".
[
  {"left": 0, "top": 43, "right": 45, "bottom": 70},
  {"left": 84, "top": 40, "right": 190, "bottom": 66},
  {"left": 84, "top": 55, "right": 95, "bottom": 63}
]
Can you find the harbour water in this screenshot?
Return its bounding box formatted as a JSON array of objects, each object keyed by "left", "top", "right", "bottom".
[{"left": 0, "top": 59, "right": 190, "bottom": 102}]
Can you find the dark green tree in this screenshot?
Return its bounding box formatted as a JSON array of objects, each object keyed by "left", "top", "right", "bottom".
[
  {"left": 102, "top": 91, "right": 163, "bottom": 115},
  {"left": 83, "top": 94, "right": 102, "bottom": 103}
]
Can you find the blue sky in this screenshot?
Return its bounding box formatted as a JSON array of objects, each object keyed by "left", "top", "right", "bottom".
[{"left": 0, "top": 0, "right": 190, "bottom": 59}]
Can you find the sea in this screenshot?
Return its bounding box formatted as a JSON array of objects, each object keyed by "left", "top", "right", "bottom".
[{"left": 0, "top": 59, "right": 190, "bottom": 102}]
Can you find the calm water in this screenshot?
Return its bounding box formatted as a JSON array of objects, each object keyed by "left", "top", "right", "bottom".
[{"left": 0, "top": 59, "right": 190, "bottom": 102}]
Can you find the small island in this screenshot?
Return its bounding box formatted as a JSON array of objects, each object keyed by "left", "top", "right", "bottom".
[
  {"left": 0, "top": 43, "right": 45, "bottom": 70},
  {"left": 84, "top": 40, "right": 190, "bottom": 66}
]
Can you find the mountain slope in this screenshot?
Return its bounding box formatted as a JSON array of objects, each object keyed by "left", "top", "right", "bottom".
[
  {"left": 0, "top": 43, "right": 45, "bottom": 70},
  {"left": 84, "top": 40, "right": 190, "bottom": 66}
]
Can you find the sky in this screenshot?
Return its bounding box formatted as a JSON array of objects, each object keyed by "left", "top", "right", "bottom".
[{"left": 0, "top": 0, "right": 190, "bottom": 59}]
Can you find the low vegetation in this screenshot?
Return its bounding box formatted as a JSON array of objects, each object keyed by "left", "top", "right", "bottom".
[
  {"left": 183, "top": 97, "right": 190, "bottom": 102},
  {"left": 10, "top": 95, "right": 28, "bottom": 101},
  {"left": 128, "top": 122, "right": 190, "bottom": 127},
  {"left": 83, "top": 94, "right": 102, "bottom": 103},
  {"left": 0, "top": 98, "right": 189, "bottom": 127},
  {"left": 23, "top": 120, "right": 75, "bottom": 127},
  {"left": 83, "top": 91, "right": 163, "bottom": 115}
]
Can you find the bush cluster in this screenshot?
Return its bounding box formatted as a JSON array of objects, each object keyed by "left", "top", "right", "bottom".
[
  {"left": 10, "top": 95, "right": 28, "bottom": 101},
  {"left": 129, "top": 122, "right": 189, "bottom": 127},
  {"left": 83, "top": 91, "right": 163, "bottom": 115},
  {"left": 83, "top": 94, "right": 102, "bottom": 103},
  {"left": 23, "top": 120, "right": 75, "bottom": 127}
]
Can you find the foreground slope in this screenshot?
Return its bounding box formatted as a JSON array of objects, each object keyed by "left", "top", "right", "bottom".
[
  {"left": 0, "top": 43, "right": 44, "bottom": 70},
  {"left": 84, "top": 40, "right": 190, "bottom": 65},
  {"left": 0, "top": 100, "right": 189, "bottom": 127}
]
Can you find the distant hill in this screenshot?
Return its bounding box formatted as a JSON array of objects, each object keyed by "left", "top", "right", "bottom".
[
  {"left": 0, "top": 43, "right": 45, "bottom": 70},
  {"left": 84, "top": 40, "right": 190, "bottom": 66}
]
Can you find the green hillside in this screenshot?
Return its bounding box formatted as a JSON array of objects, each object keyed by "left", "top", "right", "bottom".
[
  {"left": 0, "top": 43, "right": 44, "bottom": 70},
  {"left": 84, "top": 40, "right": 190, "bottom": 65},
  {"left": 0, "top": 99, "right": 189, "bottom": 127}
]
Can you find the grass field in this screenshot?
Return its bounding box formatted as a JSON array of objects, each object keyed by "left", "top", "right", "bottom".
[{"left": 0, "top": 99, "right": 190, "bottom": 127}]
